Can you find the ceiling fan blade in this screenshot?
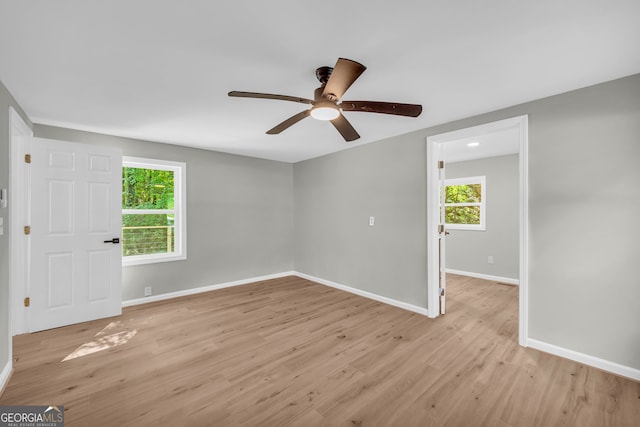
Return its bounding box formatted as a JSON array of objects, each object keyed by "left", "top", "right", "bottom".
[
  {"left": 340, "top": 101, "right": 422, "bottom": 117},
  {"left": 266, "top": 110, "right": 311, "bottom": 134},
  {"left": 228, "top": 91, "right": 313, "bottom": 105},
  {"left": 330, "top": 113, "right": 360, "bottom": 142},
  {"left": 322, "top": 58, "right": 366, "bottom": 100}
]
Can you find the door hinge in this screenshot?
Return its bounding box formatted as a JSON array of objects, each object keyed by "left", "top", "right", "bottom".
[
  {"left": 24, "top": 225, "right": 31, "bottom": 235},
  {"left": 438, "top": 224, "right": 445, "bottom": 233},
  {"left": 24, "top": 297, "right": 30, "bottom": 307},
  {"left": 438, "top": 160, "right": 444, "bottom": 169},
  {"left": 438, "top": 288, "right": 445, "bottom": 297},
  {"left": 25, "top": 154, "right": 31, "bottom": 164}
]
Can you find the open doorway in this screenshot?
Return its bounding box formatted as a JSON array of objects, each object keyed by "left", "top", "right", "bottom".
[{"left": 426, "top": 115, "right": 528, "bottom": 347}]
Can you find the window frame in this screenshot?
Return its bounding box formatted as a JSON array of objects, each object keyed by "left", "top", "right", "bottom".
[
  {"left": 444, "top": 175, "right": 486, "bottom": 231},
  {"left": 122, "top": 156, "right": 187, "bottom": 266}
]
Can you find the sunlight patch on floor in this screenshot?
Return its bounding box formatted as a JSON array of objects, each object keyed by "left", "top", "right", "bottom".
[{"left": 62, "top": 321, "right": 137, "bottom": 362}]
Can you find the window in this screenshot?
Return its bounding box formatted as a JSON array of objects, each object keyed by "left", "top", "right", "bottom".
[
  {"left": 122, "top": 157, "right": 186, "bottom": 266},
  {"left": 444, "top": 175, "right": 486, "bottom": 230}
]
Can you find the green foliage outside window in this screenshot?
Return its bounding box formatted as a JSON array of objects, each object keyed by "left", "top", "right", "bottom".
[
  {"left": 122, "top": 167, "right": 175, "bottom": 256},
  {"left": 445, "top": 205, "right": 481, "bottom": 225},
  {"left": 445, "top": 184, "right": 482, "bottom": 225},
  {"left": 122, "top": 168, "right": 174, "bottom": 209}
]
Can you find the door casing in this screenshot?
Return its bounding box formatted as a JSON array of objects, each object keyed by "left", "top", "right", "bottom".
[
  {"left": 426, "top": 115, "right": 529, "bottom": 347},
  {"left": 9, "top": 107, "right": 32, "bottom": 336}
]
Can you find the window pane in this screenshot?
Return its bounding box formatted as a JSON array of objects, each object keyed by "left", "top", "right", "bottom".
[
  {"left": 122, "top": 167, "right": 174, "bottom": 209},
  {"left": 445, "top": 206, "right": 481, "bottom": 225},
  {"left": 445, "top": 184, "right": 482, "bottom": 203},
  {"left": 122, "top": 214, "right": 175, "bottom": 256}
]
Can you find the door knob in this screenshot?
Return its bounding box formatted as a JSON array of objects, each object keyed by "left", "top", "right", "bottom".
[{"left": 104, "top": 238, "right": 120, "bottom": 244}]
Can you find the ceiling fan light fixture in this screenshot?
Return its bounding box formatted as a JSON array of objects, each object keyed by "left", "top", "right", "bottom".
[
  {"left": 310, "top": 102, "right": 340, "bottom": 121},
  {"left": 228, "top": 57, "right": 422, "bottom": 141}
]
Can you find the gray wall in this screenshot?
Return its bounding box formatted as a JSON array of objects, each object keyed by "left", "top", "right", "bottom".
[
  {"left": 294, "top": 73, "right": 640, "bottom": 370},
  {"left": 294, "top": 134, "right": 428, "bottom": 306},
  {"left": 0, "top": 81, "right": 32, "bottom": 376},
  {"left": 34, "top": 125, "right": 294, "bottom": 301},
  {"left": 446, "top": 155, "right": 519, "bottom": 280}
]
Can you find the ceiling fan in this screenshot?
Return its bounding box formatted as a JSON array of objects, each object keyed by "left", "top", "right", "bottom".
[{"left": 228, "top": 58, "right": 422, "bottom": 142}]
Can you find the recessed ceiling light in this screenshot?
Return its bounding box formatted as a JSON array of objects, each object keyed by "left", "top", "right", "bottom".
[{"left": 467, "top": 141, "right": 480, "bottom": 147}]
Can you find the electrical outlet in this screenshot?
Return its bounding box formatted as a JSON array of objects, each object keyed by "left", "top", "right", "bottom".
[
  {"left": 144, "top": 286, "right": 152, "bottom": 296},
  {"left": 369, "top": 216, "right": 375, "bottom": 226},
  {"left": 488, "top": 256, "right": 494, "bottom": 264}
]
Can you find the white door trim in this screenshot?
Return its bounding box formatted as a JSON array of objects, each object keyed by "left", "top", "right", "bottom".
[
  {"left": 426, "top": 141, "right": 441, "bottom": 317},
  {"left": 426, "top": 115, "right": 529, "bottom": 347},
  {"left": 9, "top": 107, "right": 32, "bottom": 337}
]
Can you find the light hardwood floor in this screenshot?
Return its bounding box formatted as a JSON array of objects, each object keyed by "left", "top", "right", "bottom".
[{"left": 1, "top": 275, "right": 638, "bottom": 426}]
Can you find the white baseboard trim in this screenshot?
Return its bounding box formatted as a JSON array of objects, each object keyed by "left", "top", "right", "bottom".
[
  {"left": 123, "top": 270, "right": 430, "bottom": 317},
  {"left": 446, "top": 268, "right": 519, "bottom": 285},
  {"left": 294, "top": 272, "right": 429, "bottom": 316},
  {"left": 0, "top": 360, "right": 12, "bottom": 398},
  {"left": 527, "top": 338, "right": 640, "bottom": 381},
  {"left": 122, "top": 271, "right": 295, "bottom": 307}
]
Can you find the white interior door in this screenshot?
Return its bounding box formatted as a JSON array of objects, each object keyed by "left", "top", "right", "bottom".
[
  {"left": 438, "top": 156, "right": 447, "bottom": 315},
  {"left": 29, "top": 138, "right": 122, "bottom": 332}
]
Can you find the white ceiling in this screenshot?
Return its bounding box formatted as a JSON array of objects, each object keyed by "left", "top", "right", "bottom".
[
  {"left": 444, "top": 126, "right": 520, "bottom": 163},
  {"left": 1, "top": 1, "right": 639, "bottom": 163}
]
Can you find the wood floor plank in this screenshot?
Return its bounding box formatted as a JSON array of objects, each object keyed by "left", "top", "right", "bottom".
[{"left": 1, "top": 275, "right": 638, "bottom": 426}]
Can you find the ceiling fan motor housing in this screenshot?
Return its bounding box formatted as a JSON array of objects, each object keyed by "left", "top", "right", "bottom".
[
  {"left": 315, "top": 66, "right": 338, "bottom": 101},
  {"left": 314, "top": 86, "right": 335, "bottom": 102},
  {"left": 315, "top": 66, "right": 333, "bottom": 85}
]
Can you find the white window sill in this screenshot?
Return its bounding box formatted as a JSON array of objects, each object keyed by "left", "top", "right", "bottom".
[
  {"left": 446, "top": 224, "right": 486, "bottom": 231},
  {"left": 123, "top": 253, "right": 187, "bottom": 267}
]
